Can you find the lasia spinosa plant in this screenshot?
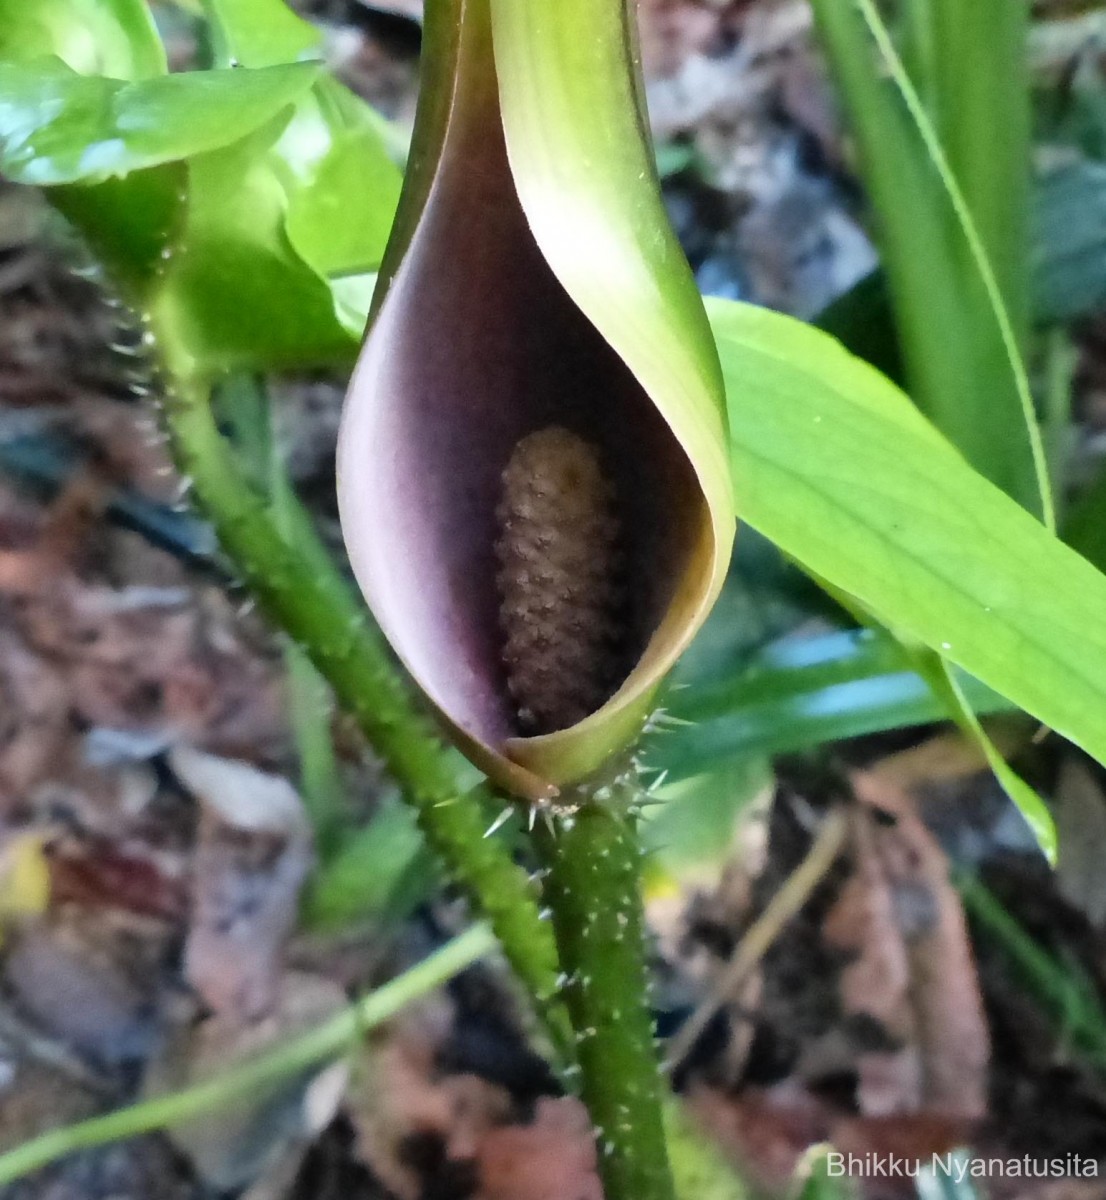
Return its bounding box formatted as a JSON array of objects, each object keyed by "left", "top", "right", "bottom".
[{"left": 6, "top": 1, "right": 1106, "bottom": 1196}]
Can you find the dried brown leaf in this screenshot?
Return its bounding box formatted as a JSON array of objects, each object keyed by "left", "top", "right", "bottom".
[
  {"left": 475, "top": 1097, "right": 602, "bottom": 1200},
  {"left": 171, "top": 747, "right": 313, "bottom": 1021},
  {"left": 1053, "top": 758, "right": 1106, "bottom": 928},
  {"left": 824, "top": 775, "right": 990, "bottom": 1120},
  {"left": 148, "top": 971, "right": 347, "bottom": 1190}
]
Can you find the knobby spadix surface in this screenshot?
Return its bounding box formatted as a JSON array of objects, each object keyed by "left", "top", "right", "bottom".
[{"left": 337, "top": 0, "right": 733, "bottom": 797}]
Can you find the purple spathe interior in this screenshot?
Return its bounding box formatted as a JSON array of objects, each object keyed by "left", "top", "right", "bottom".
[{"left": 337, "top": 59, "right": 704, "bottom": 758}]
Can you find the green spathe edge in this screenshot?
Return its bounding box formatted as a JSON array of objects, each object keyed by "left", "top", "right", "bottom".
[{"left": 487, "top": 0, "right": 737, "bottom": 785}]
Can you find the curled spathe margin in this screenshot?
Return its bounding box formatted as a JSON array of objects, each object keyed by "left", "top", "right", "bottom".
[{"left": 336, "top": 0, "right": 734, "bottom": 800}]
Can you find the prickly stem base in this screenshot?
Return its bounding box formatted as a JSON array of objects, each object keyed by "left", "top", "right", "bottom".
[
  {"left": 151, "top": 348, "right": 574, "bottom": 1071},
  {"left": 534, "top": 786, "right": 676, "bottom": 1200}
]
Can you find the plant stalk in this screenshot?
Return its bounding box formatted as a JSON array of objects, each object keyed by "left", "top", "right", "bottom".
[
  {"left": 534, "top": 789, "right": 676, "bottom": 1200},
  {"left": 149, "top": 337, "right": 573, "bottom": 1070}
]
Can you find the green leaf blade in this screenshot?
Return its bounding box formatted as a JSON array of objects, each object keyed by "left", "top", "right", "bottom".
[
  {"left": 711, "top": 297, "right": 1106, "bottom": 768},
  {"left": 0, "top": 60, "right": 322, "bottom": 185},
  {"left": 810, "top": 0, "right": 1043, "bottom": 520},
  {"left": 652, "top": 628, "right": 1014, "bottom": 779},
  {"left": 0, "top": 0, "right": 166, "bottom": 80},
  {"left": 200, "top": 0, "right": 322, "bottom": 69}
]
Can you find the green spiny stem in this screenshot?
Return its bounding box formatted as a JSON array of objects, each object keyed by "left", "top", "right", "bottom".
[
  {"left": 152, "top": 346, "right": 574, "bottom": 1071},
  {"left": 0, "top": 925, "right": 496, "bottom": 1188},
  {"left": 534, "top": 790, "right": 676, "bottom": 1200}
]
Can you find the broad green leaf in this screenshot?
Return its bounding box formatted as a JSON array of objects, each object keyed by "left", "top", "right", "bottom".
[
  {"left": 202, "top": 0, "right": 408, "bottom": 161},
  {"left": 278, "top": 79, "right": 401, "bottom": 330},
  {"left": 150, "top": 114, "right": 359, "bottom": 370},
  {"left": 0, "top": 59, "right": 321, "bottom": 185},
  {"left": 197, "top": 0, "right": 402, "bottom": 327},
  {"left": 0, "top": 0, "right": 166, "bottom": 80},
  {"left": 200, "top": 0, "right": 321, "bottom": 69},
  {"left": 151, "top": 74, "right": 400, "bottom": 366},
  {"left": 709, "top": 297, "right": 1106, "bottom": 770}
]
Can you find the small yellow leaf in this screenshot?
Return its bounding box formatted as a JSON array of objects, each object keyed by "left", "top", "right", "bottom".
[{"left": 0, "top": 832, "right": 51, "bottom": 938}]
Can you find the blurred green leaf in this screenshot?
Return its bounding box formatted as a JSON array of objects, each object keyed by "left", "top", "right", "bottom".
[
  {"left": 792, "top": 1146, "right": 857, "bottom": 1200},
  {"left": 1034, "top": 157, "right": 1106, "bottom": 324},
  {"left": 0, "top": 59, "right": 320, "bottom": 185},
  {"left": 711, "top": 298, "right": 1106, "bottom": 772},
  {"left": 151, "top": 112, "right": 360, "bottom": 369},
  {"left": 641, "top": 757, "right": 770, "bottom": 886},
  {"left": 279, "top": 78, "right": 401, "bottom": 333},
  {"left": 675, "top": 531, "right": 841, "bottom": 690},
  {"left": 655, "top": 140, "right": 695, "bottom": 179},
  {"left": 651, "top": 628, "right": 1012, "bottom": 782},
  {"left": 0, "top": 0, "right": 166, "bottom": 80},
  {"left": 1035, "top": 43, "right": 1106, "bottom": 163},
  {"left": 960, "top": 874, "right": 1106, "bottom": 1069},
  {"left": 201, "top": 0, "right": 321, "bottom": 69},
  {"left": 52, "top": 163, "right": 186, "bottom": 290},
  {"left": 820, "top": 156, "right": 1106, "bottom": 388},
  {"left": 304, "top": 799, "right": 431, "bottom": 931},
  {"left": 665, "top": 1101, "right": 747, "bottom": 1200},
  {"left": 925, "top": 0, "right": 1031, "bottom": 342},
  {"left": 678, "top": 626, "right": 906, "bottom": 726},
  {"left": 810, "top": 0, "right": 1042, "bottom": 519}
]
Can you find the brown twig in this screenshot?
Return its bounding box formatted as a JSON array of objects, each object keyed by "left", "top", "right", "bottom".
[{"left": 664, "top": 805, "right": 850, "bottom": 1073}]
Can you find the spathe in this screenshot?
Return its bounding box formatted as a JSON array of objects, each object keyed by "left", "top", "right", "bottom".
[{"left": 337, "top": 0, "right": 734, "bottom": 799}]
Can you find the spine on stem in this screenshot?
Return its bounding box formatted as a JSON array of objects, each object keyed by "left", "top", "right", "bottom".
[{"left": 535, "top": 775, "right": 676, "bottom": 1200}]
